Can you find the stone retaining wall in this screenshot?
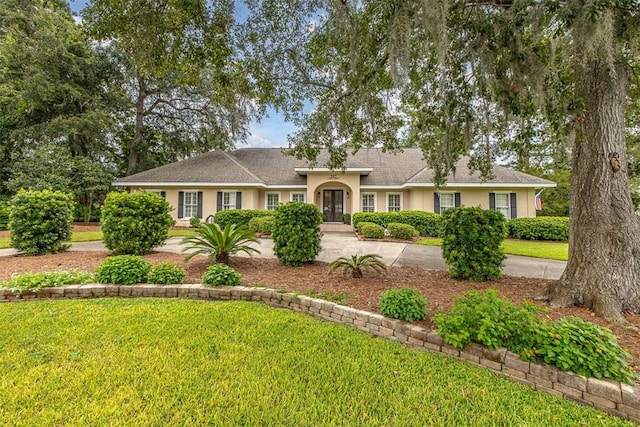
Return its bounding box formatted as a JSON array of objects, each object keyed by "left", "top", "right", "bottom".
[{"left": 1, "top": 283, "right": 639, "bottom": 423}]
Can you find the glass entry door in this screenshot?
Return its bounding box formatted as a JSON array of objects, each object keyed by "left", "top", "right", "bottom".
[{"left": 322, "top": 190, "right": 344, "bottom": 222}]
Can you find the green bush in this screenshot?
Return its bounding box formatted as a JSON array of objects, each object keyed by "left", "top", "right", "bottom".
[
  {"left": 189, "top": 216, "right": 201, "bottom": 228},
  {"left": 272, "top": 202, "right": 323, "bottom": 266},
  {"left": 508, "top": 217, "right": 569, "bottom": 241},
  {"left": 352, "top": 211, "right": 442, "bottom": 237},
  {"left": 433, "top": 289, "right": 637, "bottom": 383},
  {"left": 9, "top": 189, "right": 75, "bottom": 255},
  {"left": 248, "top": 216, "right": 274, "bottom": 234},
  {"left": 214, "top": 209, "right": 273, "bottom": 228},
  {"left": 433, "top": 289, "right": 542, "bottom": 351},
  {"left": 355, "top": 221, "right": 375, "bottom": 233},
  {"left": 533, "top": 317, "right": 636, "bottom": 383},
  {"left": 101, "top": 192, "right": 173, "bottom": 255},
  {"left": 441, "top": 207, "right": 507, "bottom": 281},
  {"left": 379, "top": 288, "right": 428, "bottom": 322},
  {"left": 387, "top": 222, "right": 419, "bottom": 240},
  {"left": 95, "top": 255, "right": 151, "bottom": 285},
  {"left": 0, "top": 201, "right": 9, "bottom": 230},
  {"left": 147, "top": 262, "right": 186, "bottom": 285},
  {"left": 359, "top": 223, "right": 385, "bottom": 239},
  {"left": 181, "top": 223, "right": 260, "bottom": 265},
  {"left": 0, "top": 270, "right": 94, "bottom": 294},
  {"left": 202, "top": 263, "right": 242, "bottom": 286},
  {"left": 328, "top": 254, "right": 387, "bottom": 278}
]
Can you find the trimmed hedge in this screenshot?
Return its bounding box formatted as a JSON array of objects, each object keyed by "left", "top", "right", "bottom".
[
  {"left": 9, "top": 189, "right": 75, "bottom": 255},
  {"left": 387, "top": 222, "right": 419, "bottom": 240},
  {"left": 352, "top": 211, "right": 442, "bottom": 237},
  {"left": 508, "top": 217, "right": 569, "bottom": 241},
  {"left": 214, "top": 209, "right": 273, "bottom": 228},
  {"left": 248, "top": 216, "right": 274, "bottom": 234},
  {"left": 360, "top": 223, "right": 385, "bottom": 239},
  {"left": 272, "top": 202, "right": 323, "bottom": 266}
]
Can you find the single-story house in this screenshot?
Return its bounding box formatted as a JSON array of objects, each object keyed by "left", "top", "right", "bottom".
[{"left": 113, "top": 148, "right": 556, "bottom": 225}]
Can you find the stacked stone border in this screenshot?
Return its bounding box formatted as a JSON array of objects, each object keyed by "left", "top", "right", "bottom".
[{"left": 1, "top": 283, "right": 639, "bottom": 423}]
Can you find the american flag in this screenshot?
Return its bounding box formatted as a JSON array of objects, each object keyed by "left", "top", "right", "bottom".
[{"left": 535, "top": 196, "right": 542, "bottom": 211}]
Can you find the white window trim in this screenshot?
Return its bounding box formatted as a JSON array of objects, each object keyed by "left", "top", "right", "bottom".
[
  {"left": 494, "top": 192, "right": 511, "bottom": 219},
  {"left": 291, "top": 192, "right": 306, "bottom": 203},
  {"left": 386, "top": 192, "right": 403, "bottom": 212},
  {"left": 361, "top": 192, "right": 377, "bottom": 213},
  {"left": 438, "top": 191, "right": 456, "bottom": 213},
  {"left": 221, "top": 190, "right": 238, "bottom": 211},
  {"left": 183, "top": 190, "right": 198, "bottom": 219},
  {"left": 265, "top": 191, "right": 281, "bottom": 210}
]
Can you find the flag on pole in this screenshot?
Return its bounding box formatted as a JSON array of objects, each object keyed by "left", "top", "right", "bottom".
[{"left": 535, "top": 195, "right": 542, "bottom": 211}]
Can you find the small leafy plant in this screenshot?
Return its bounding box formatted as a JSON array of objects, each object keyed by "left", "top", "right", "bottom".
[
  {"left": 359, "top": 223, "right": 385, "bottom": 239},
  {"left": 0, "top": 270, "right": 94, "bottom": 294},
  {"left": 386, "top": 222, "right": 419, "bottom": 240},
  {"left": 189, "top": 216, "right": 201, "bottom": 228},
  {"left": 147, "top": 263, "right": 186, "bottom": 285},
  {"left": 95, "top": 255, "right": 151, "bottom": 285},
  {"left": 379, "top": 288, "right": 428, "bottom": 322},
  {"left": 202, "top": 264, "right": 242, "bottom": 286},
  {"left": 328, "top": 254, "right": 386, "bottom": 278},
  {"left": 181, "top": 222, "right": 260, "bottom": 265}
]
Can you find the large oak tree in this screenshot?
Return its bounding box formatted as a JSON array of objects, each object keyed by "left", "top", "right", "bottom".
[{"left": 243, "top": 0, "right": 640, "bottom": 321}]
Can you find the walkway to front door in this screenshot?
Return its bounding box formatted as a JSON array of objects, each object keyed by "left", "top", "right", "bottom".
[{"left": 323, "top": 189, "right": 343, "bottom": 222}]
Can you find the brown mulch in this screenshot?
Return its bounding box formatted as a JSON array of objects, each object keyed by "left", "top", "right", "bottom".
[{"left": 1, "top": 224, "right": 639, "bottom": 371}]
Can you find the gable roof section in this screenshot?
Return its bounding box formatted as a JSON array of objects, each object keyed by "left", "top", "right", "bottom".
[{"left": 114, "top": 147, "right": 555, "bottom": 188}]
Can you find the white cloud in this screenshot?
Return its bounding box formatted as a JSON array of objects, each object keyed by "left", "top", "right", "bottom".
[{"left": 246, "top": 133, "right": 279, "bottom": 148}]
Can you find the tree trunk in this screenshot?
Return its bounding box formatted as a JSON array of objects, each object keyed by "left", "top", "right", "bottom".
[
  {"left": 545, "top": 16, "right": 640, "bottom": 322},
  {"left": 126, "top": 79, "right": 147, "bottom": 176}
]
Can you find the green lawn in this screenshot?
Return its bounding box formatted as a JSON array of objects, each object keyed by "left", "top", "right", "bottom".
[
  {"left": 0, "top": 228, "right": 193, "bottom": 249},
  {"left": 0, "top": 299, "right": 628, "bottom": 426},
  {"left": 417, "top": 238, "right": 568, "bottom": 261}
]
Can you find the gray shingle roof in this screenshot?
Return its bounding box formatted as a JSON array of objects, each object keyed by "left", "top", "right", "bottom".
[{"left": 114, "top": 147, "right": 555, "bottom": 187}]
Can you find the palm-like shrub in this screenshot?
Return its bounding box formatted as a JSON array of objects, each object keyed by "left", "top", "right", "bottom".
[
  {"left": 328, "top": 254, "right": 387, "bottom": 278},
  {"left": 180, "top": 223, "right": 260, "bottom": 265}
]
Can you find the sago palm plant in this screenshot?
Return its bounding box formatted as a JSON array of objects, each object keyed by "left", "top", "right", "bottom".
[
  {"left": 181, "top": 223, "right": 260, "bottom": 265},
  {"left": 328, "top": 254, "right": 387, "bottom": 278}
]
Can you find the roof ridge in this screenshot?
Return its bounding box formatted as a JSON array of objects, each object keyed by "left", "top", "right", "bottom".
[{"left": 221, "top": 151, "right": 265, "bottom": 183}]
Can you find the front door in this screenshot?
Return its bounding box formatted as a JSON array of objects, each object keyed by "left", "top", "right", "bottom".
[{"left": 323, "top": 190, "right": 344, "bottom": 222}]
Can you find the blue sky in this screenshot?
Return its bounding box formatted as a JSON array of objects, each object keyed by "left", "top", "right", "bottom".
[{"left": 67, "top": 0, "right": 293, "bottom": 149}]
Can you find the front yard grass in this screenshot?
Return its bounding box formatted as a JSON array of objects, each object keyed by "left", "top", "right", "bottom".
[
  {"left": 0, "top": 299, "right": 629, "bottom": 426},
  {"left": 0, "top": 229, "right": 194, "bottom": 249},
  {"left": 417, "top": 238, "right": 568, "bottom": 261}
]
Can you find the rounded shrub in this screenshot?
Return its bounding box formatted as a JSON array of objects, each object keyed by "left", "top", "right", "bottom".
[
  {"left": 360, "top": 222, "right": 385, "bottom": 239},
  {"left": 214, "top": 209, "right": 272, "bottom": 228},
  {"left": 379, "top": 287, "right": 428, "bottom": 322},
  {"left": 387, "top": 222, "right": 419, "bottom": 240},
  {"left": 147, "top": 262, "right": 186, "bottom": 285},
  {"left": 95, "top": 255, "right": 151, "bottom": 285},
  {"left": 352, "top": 211, "right": 443, "bottom": 237},
  {"left": 248, "top": 215, "right": 274, "bottom": 234},
  {"left": 189, "top": 216, "right": 201, "bottom": 228},
  {"left": 9, "top": 189, "right": 74, "bottom": 255},
  {"left": 101, "top": 191, "right": 173, "bottom": 255},
  {"left": 202, "top": 263, "right": 242, "bottom": 286},
  {"left": 508, "top": 217, "right": 569, "bottom": 241},
  {"left": 441, "top": 207, "right": 507, "bottom": 281},
  {"left": 272, "top": 202, "right": 323, "bottom": 266}
]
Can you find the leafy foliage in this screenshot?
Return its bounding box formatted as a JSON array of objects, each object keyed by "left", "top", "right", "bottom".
[
  {"left": 352, "top": 211, "right": 442, "bottom": 237},
  {"left": 202, "top": 263, "right": 242, "bottom": 286},
  {"left": 441, "top": 207, "right": 507, "bottom": 281},
  {"left": 386, "top": 222, "right": 419, "bottom": 240},
  {"left": 508, "top": 217, "right": 569, "bottom": 241},
  {"left": 359, "top": 223, "right": 385, "bottom": 239},
  {"left": 0, "top": 200, "right": 8, "bottom": 230},
  {"left": 379, "top": 288, "right": 428, "bottom": 322},
  {"left": 248, "top": 215, "right": 274, "bottom": 234},
  {"left": 214, "top": 209, "right": 273, "bottom": 229},
  {"left": 433, "top": 289, "right": 637, "bottom": 383},
  {"left": 189, "top": 216, "right": 201, "bottom": 228},
  {"left": 433, "top": 289, "right": 542, "bottom": 351},
  {"left": 0, "top": 270, "right": 94, "bottom": 294},
  {"left": 95, "top": 255, "right": 151, "bottom": 285},
  {"left": 9, "top": 189, "right": 74, "bottom": 255},
  {"left": 101, "top": 192, "right": 173, "bottom": 255},
  {"left": 147, "top": 263, "right": 186, "bottom": 285},
  {"left": 181, "top": 222, "right": 260, "bottom": 265},
  {"left": 328, "top": 254, "right": 386, "bottom": 278},
  {"left": 272, "top": 202, "right": 322, "bottom": 266}
]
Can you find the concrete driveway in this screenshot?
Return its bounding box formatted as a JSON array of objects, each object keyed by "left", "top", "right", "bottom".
[{"left": 0, "top": 232, "right": 566, "bottom": 280}]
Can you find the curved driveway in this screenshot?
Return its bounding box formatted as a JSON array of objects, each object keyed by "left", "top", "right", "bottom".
[{"left": 0, "top": 232, "right": 566, "bottom": 280}]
